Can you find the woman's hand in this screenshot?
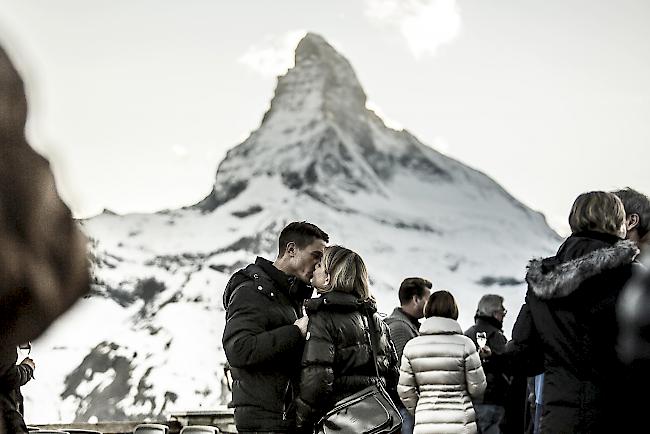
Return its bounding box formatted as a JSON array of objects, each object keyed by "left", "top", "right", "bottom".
[{"left": 294, "top": 316, "right": 309, "bottom": 337}]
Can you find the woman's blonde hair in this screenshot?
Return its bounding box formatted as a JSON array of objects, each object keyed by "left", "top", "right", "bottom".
[
  {"left": 568, "top": 191, "right": 626, "bottom": 238},
  {"left": 321, "top": 245, "right": 371, "bottom": 301}
]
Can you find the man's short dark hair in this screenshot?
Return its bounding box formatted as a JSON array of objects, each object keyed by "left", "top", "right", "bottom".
[
  {"left": 398, "top": 277, "right": 432, "bottom": 305},
  {"left": 613, "top": 188, "right": 650, "bottom": 238},
  {"left": 278, "top": 221, "right": 329, "bottom": 257}
]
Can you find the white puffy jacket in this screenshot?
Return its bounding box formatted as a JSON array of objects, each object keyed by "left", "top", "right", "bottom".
[{"left": 398, "top": 316, "right": 487, "bottom": 434}]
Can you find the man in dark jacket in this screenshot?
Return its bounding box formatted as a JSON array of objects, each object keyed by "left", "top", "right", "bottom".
[
  {"left": 465, "top": 294, "right": 509, "bottom": 434},
  {"left": 481, "top": 304, "right": 544, "bottom": 434},
  {"left": 613, "top": 187, "right": 650, "bottom": 427},
  {"left": 385, "top": 277, "right": 430, "bottom": 434},
  {"left": 511, "top": 192, "right": 639, "bottom": 434},
  {"left": 0, "top": 342, "right": 35, "bottom": 434},
  {"left": 222, "top": 221, "right": 328, "bottom": 433}
]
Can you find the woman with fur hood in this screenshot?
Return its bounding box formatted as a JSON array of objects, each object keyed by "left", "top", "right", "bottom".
[{"left": 511, "top": 191, "right": 640, "bottom": 434}]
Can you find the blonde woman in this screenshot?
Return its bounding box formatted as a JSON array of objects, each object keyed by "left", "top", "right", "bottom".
[
  {"left": 398, "top": 290, "right": 487, "bottom": 434},
  {"left": 511, "top": 191, "right": 640, "bottom": 433},
  {"left": 294, "top": 246, "right": 400, "bottom": 433}
]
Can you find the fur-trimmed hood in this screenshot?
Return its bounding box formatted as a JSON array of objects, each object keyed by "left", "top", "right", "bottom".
[{"left": 526, "top": 238, "right": 639, "bottom": 300}]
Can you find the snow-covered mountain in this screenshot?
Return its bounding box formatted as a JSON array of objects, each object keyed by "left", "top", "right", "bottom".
[{"left": 25, "top": 33, "right": 560, "bottom": 424}]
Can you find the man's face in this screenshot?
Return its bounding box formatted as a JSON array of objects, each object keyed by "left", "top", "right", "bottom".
[
  {"left": 414, "top": 288, "right": 431, "bottom": 319},
  {"left": 494, "top": 305, "right": 507, "bottom": 322},
  {"left": 625, "top": 215, "right": 638, "bottom": 242},
  {"left": 625, "top": 214, "right": 649, "bottom": 253},
  {"left": 311, "top": 259, "right": 329, "bottom": 292},
  {"left": 289, "top": 238, "right": 327, "bottom": 283}
]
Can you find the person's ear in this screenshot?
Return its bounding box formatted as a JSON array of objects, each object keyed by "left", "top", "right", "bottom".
[
  {"left": 324, "top": 273, "right": 330, "bottom": 286},
  {"left": 286, "top": 242, "right": 296, "bottom": 258},
  {"left": 627, "top": 214, "right": 640, "bottom": 231}
]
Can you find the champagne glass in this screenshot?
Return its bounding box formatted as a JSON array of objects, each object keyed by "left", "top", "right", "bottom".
[
  {"left": 476, "top": 332, "right": 487, "bottom": 349},
  {"left": 18, "top": 341, "right": 35, "bottom": 379},
  {"left": 18, "top": 341, "right": 31, "bottom": 358}
]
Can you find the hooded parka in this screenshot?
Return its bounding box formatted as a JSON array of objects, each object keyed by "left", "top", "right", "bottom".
[{"left": 513, "top": 231, "right": 640, "bottom": 434}]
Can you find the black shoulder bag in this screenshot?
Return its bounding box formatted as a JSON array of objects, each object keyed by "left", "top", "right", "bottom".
[{"left": 315, "top": 311, "right": 402, "bottom": 434}]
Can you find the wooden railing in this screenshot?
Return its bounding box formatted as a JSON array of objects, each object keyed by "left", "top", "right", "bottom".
[
  {"left": 32, "top": 421, "right": 180, "bottom": 434},
  {"left": 31, "top": 407, "right": 236, "bottom": 434}
]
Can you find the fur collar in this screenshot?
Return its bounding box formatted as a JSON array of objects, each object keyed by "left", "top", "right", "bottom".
[{"left": 526, "top": 239, "right": 638, "bottom": 300}]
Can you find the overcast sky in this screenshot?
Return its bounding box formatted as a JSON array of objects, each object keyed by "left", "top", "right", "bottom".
[{"left": 0, "top": 0, "right": 648, "bottom": 235}]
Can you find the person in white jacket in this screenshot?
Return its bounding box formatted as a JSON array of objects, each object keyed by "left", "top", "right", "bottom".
[{"left": 398, "top": 290, "right": 487, "bottom": 434}]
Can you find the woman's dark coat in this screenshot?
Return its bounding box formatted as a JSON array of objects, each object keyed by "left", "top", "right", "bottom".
[
  {"left": 512, "top": 231, "right": 639, "bottom": 434},
  {"left": 294, "top": 292, "right": 400, "bottom": 432}
]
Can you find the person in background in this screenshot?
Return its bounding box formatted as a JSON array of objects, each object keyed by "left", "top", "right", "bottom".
[
  {"left": 481, "top": 303, "right": 544, "bottom": 434},
  {"left": 511, "top": 191, "right": 640, "bottom": 433},
  {"left": 386, "top": 277, "right": 431, "bottom": 434},
  {"left": 465, "top": 295, "right": 510, "bottom": 434},
  {"left": 0, "top": 342, "right": 35, "bottom": 433},
  {"left": 532, "top": 374, "right": 544, "bottom": 434},
  {"left": 399, "top": 290, "right": 487, "bottom": 434},
  {"left": 386, "top": 278, "right": 432, "bottom": 361}
]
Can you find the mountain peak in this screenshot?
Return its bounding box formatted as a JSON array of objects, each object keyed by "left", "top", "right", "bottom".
[
  {"left": 199, "top": 33, "right": 453, "bottom": 210},
  {"left": 294, "top": 32, "right": 349, "bottom": 69},
  {"left": 264, "top": 33, "right": 367, "bottom": 126},
  {"left": 201, "top": 32, "right": 557, "bottom": 237}
]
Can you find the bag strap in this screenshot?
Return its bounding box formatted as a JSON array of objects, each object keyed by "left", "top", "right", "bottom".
[{"left": 362, "top": 309, "right": 382, "bottom": 380}]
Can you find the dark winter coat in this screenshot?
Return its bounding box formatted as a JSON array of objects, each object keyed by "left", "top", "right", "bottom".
[
  {"left": 513, "top": 231, "right": 639, "bottom": 434},
  {"left": 617, "top": 254, "right": 649, "bottom": 426},
  {"left": 618, "top": 254, "right": 650, "bottom": 367},
  {"left": 385, "top": 307, "right": 420, "bottom": 362},
  {"left": 294, "top": 292, "right": 400, "bottom": 433},
  {"left": 0, "top": 343, "right": 32, "bottom": 434},
  {"left": 222, "top": 257, "right": 312, "bottom": 432},
  {"left": 465, "top": 315, "right": 510, "bottom": 405}
]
